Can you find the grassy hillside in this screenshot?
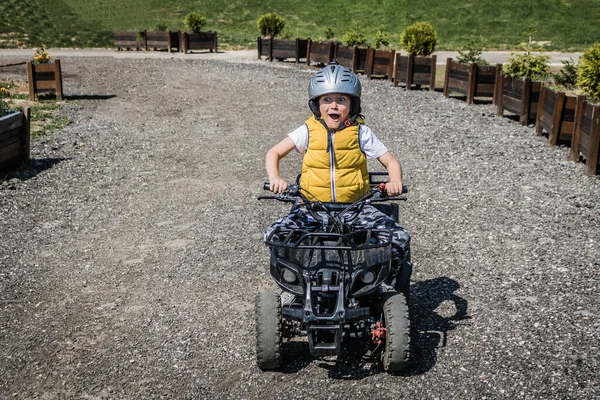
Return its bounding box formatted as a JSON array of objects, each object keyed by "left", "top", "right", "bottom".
[{"left": 0, "top": 0, "right": 598, "bottom": 51}]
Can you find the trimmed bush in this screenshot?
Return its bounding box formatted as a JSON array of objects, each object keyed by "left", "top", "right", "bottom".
[
  {"left": 577, "top": 43, "right": 600, "bottom": 103},
  {"left": 184, "top": 12, "right": 206, "bottom": 33},
  {"left": 374, "top": 28, "right": 390, "bottom": 49},
  {"left": 257, "top": 12, "right": 286, "bottom": 38},
  {"left": 343, "top": 22, "right": 368, "bottom": 47},
  {"left": 400, "top": 21, "right": 437, "bottom": 56}
]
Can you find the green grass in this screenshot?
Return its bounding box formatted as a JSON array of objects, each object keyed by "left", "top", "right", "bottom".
[{"left": 0, "top": 0, "right": 598, "bottom": 50}]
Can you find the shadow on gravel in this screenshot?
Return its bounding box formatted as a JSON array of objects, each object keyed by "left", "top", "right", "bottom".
[
  {"left": 278, "top": 276, "right": 470, "bottom": 379},
  {"left": 1, "top": 158, "right": 67, "bottom": 184},
  {"left": 64, "top": 94, "right": 116, "bottom": 101},
  {"left": 405, "top": 276, "right": 471, "bottom": 376}
]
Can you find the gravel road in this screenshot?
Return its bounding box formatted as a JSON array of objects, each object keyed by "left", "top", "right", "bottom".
[{"left": 0, "top": 53, "right": 598, "bottom": 399}]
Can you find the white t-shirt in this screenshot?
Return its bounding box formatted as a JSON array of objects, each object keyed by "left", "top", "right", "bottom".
[{"left": 288, "top": 124, "right": 388, "bottom": 159}]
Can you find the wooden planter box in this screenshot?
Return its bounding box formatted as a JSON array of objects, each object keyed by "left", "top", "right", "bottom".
[
  {"left": 144, "top": 30, "right": 180, "bottom": 52},
  {"left": 365, "top": 48, "right": 396, "bottom": 81},
  {"left": 113, "top": 31, "right": 144, "bottom": 51},
  {"left": 443, "top": 58, "right": 501, "bottom": 104},
  {"left": 306, "top": 40, "right": 335, "bottom": 66},
  {"left": 334, "top": 44, "right": 359, "bottom": 72},
  {"left": 257, "top": 37, "right": 308, "bottom": 62},
  {"left": 535, "top": 86, "right": 584, "bottom": 146},
  {"left": 182, "top": 31, "right": 218, "bottom": 54},
  {"left": 0, "top": 108, "right": 31, "bottom": 172},
  {"left": 496, "top": 75, "right": 542, "bottom": 125},
  {"left": 394, "top": 54, "right": 437, "bottom": 91},
  {"left": 27, "top": 60, "right": 63, "bottom": 101},
  {"left": 570, "top": 100, "right": 600, "bottom": 175}
]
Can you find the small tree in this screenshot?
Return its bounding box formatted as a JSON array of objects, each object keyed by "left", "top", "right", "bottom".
[
  {"left": 456, "top": 40, "right": 489, "bottom": 65},
  {"left": 400, "top": 21, "right": 437, "bottom": 56},
  {"left": 551, "top": 59, "right": 579, "bottom": 91},
  {"left": 503, "top": 27, "right": 550, "bottom": 80},
  {"left": 257, "top": 12, "right": 286, "bottom": 38},
  {"left": 577, "top": 43, "right": 600, "bottom": 103},
  {"left": 374, "top": 27, "right": 390, "bottom": 49},
  {"left": 343, "top": 22, "right": 368, "bottom": 47},
  {"left": 184, "top": 12, "right": 206, "bottom": 33}
]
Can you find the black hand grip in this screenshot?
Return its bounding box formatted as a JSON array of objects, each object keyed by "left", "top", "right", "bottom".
[
  {"left": 263, "top": 182, "right": 271, "bottom": 191},
  {"left": 402, "top": 184, "right": 408, "bottom": 194}
]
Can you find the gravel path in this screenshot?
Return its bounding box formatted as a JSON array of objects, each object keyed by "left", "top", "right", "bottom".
[{"left": 0, "top": 55, "right": 598, "bottom": 399}]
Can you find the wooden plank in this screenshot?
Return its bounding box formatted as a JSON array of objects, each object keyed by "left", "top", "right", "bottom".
[
  {"left": 502, "top": 95, "right": 522, "bottom": 115},
  {"left": 0, "top": 112, "right": 22, "bottom": 133},
  {"left": 0, "top": 142, "right": 21, "bottom": 164},
  {"left": 548, "top": 91, "right": 566, "bottom": 145},
  {"left": 0, "top": 129, "right": 20, "bottom": 148}
]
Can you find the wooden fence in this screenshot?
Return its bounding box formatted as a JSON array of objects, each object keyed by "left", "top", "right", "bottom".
[
  {"left": 0, "top": 108, "right": 31, "bottom": 171},
  {"left": 535, "top": 87, "right": 583, "bottom": 145}
]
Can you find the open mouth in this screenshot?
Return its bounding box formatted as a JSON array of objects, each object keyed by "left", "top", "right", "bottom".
[{"left": 327, "top": 113, "right": 340, "bottom": 120}]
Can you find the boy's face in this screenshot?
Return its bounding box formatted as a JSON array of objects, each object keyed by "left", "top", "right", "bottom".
[{"left": 319, "top": 93, "right": 350, "bottom": 129}]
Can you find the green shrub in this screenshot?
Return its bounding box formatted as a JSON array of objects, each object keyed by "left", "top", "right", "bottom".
[
  {"left": 456, "top": 40, "right": 489, "bottom": 65},
  {"left": 155, "top": 22, "right": 169, "bottom": 31},
  {"left": 551, "top": 59, "right": 578, "bottom": 90},
  {"left": 503, "top": 28, "right": 550, "bottom": 80},
  {"left": 374, "top": 28, "right": 390, "bottom": 49},
  {"left": 400, "top": 21, "right": 437, "bottom": 56},
  {"left": 577, "top": 43, "right": 600, "bottom": 103},
  {"left": 0, "top": 99, "right": 9, "bottom": 114},
  {"left": 325, "top": 27, "right": 335, "bottom": 40},
  {"left": 257, "top": 12, "right": 286, "bottom": 38},
  {"left": 184, "top": 12, "right": 206, "bottom": 33},
  {"left": 343, "top": 22, "right": 368, "bottom": 47}
]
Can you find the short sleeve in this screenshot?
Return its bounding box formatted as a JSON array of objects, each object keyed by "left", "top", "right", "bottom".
[
  {"left": 287, "top": 125, "right": 309, "bottom": 153},
  {"left": 360, "top": 125, "right": 388, "bottom": 159}
]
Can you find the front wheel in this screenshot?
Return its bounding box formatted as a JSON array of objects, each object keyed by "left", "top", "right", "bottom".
[
  {"left": 381, "top": 293, "right": 410, "bottom": 372},
  {"left": 255, "top": 292, "right": 283, "bottom": 370}
]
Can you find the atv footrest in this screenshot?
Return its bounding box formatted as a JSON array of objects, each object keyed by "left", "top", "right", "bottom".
[{"left": 307, "top": 325, "right": 342, "bottom": 356}]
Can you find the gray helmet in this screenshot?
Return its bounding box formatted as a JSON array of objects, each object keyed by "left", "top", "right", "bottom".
[{"left": 308, "top": 61, "right": 361, "bottom": 118}]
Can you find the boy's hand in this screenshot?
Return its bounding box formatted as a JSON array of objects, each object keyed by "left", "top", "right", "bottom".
[
  {"left": 385, "top": 181, "right": 404, "bottom": 197},
  {"left": 270, "top": 178, "right": 288, "bottom": 194}
]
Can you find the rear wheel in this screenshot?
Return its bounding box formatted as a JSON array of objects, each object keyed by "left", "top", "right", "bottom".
[
  {"left": 255, "top": 292, "right": 283, "bottom": 370},
  {"left": 381, "top": 293, "right": 410, "bottom": 372}
]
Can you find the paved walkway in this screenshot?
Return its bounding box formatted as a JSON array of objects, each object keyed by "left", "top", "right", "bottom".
[{"left": 0, "top": 48, "right": 582, "bottom": 65}]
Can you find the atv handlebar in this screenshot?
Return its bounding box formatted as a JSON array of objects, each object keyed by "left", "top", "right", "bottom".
[{"left": 262, "top": 181, "right": 407, "bottom": 195}]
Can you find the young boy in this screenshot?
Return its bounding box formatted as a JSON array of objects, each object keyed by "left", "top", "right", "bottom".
[{"left": 264, "top": 61, "right": 411, "bottom": 294}]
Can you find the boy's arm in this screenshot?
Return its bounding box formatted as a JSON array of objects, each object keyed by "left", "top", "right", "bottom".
[
  {"left": 377, "top": 151, "right": 403, "bottom": 196},
  {"left": 265, "top": 136, "right": 296, "bottom": 193}
]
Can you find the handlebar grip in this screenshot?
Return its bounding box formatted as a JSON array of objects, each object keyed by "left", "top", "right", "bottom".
[
  {"left": 263, "top": 182, "right": 271, "bottom": 191},
  {"left": 402, "top": 184, "right": 408, "bottom": 194}
]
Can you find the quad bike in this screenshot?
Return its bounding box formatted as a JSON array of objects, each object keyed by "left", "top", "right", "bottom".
[{"left": 255, "top": 173, "right": 411, "bottom": 372}]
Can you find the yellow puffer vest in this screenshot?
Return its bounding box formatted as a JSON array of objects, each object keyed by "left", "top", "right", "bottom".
[{"left": 300, "top": 115, "right": 369, "bottom": 203}]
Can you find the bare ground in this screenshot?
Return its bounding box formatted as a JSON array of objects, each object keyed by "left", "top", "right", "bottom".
[{"left": 0, "top": 54, "right": 598, "bottom": 399}]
